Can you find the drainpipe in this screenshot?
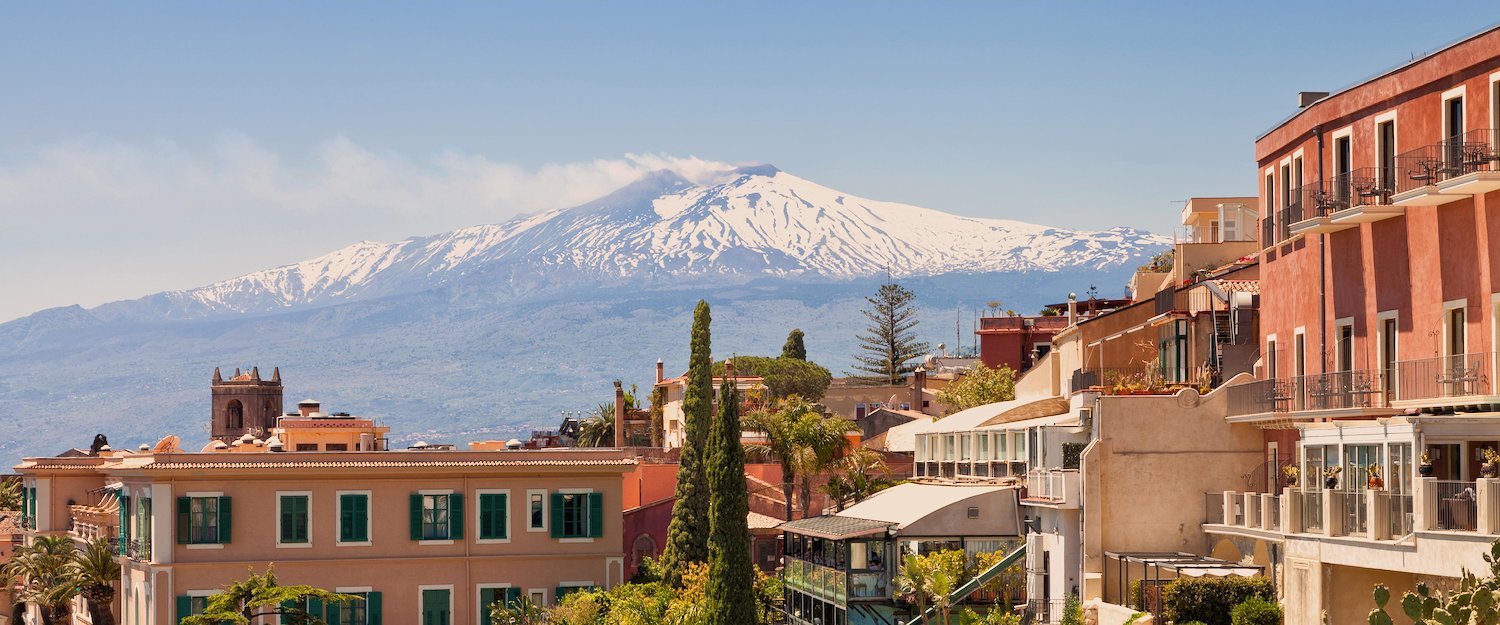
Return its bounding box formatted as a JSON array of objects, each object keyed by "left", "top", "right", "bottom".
[{"left": 1315, "top": 126, "right": 1329, "bottom": 376}]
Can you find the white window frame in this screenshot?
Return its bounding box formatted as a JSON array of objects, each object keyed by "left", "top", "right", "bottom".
[
  {"left": 183, "top": 491, "right": 225, "bottom": 551},
  {"left": 417, "top": 489, "right": 456, "bottom": 546},
  {"left": 336, "top": 489, "right": 373, "bottom": 547},
  {"left": 526, "top": 489, "right": 548, "bottom": 533},
  {"left": 1445, "top": 298, "right": 1469, "bottom": 357},
  {"left": 477, "top": 583, "right": 514, "bottom": 621},
  {"left": 557, "top": 488, "right": 597, "bottom": 544},
  {"left": 417, "top": 584, "right": 455, "bottom": 625},
  {"left": 335, "top": 586, "right": 374, "bottom": 625},
  {"left": 475, "top": 488, "right": 512, "bottom": 544},
  {"left": 275, "top": 490, "right": 313, "bottom": 549},
  {"left": 1334, "top": 317, "right": 1355, "bottom": 372},
  {"left": 1444, "top": 85, "right": 1468, "bottom": 139},
  {"left": 1377, "top": 310, "right": 1400, "bottom": 396},
  {"left": 528, "top": 589, "right": 548, "bottom": 607},
  {"left": 1293, "top": 327, "right": 1307, "bottom": 377}
]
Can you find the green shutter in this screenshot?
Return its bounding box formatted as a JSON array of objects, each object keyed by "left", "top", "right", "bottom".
[
  {"left": 308, "top": 597, "right": 324, "bottom": 620},
  {"left": 119, "top": 494, "right": 130, "bottom": 553},
  {"left": 479, "top": 588, "right": 497, "bottom": 625},
  {"left": 409, "top": 494, "right": 423, "bottom": 541},
  {"left": 357, "top": 495, "right": 370, "bottom": 542},
  {"left": 326, "top": 600, "right": 342, "bottom": 625},
  {"left": 218, "top": 496, "right": 233, "bottom": 544},
  {"left": 588, "top": 493, "right": 603, "bottom": 538},
  {"left": 449, "top": 493, "right": 464, "bottom": 540},
  {"left": 280, "top": 599, "right": 296, "bottom": 624},
  {"left": 549, "top": 493, "right": 564, "bottom": 538},
  {"left": 339, "top": 494, "right": 356, "bottom": 542},
  {"left": 176, "top": 497, "right": 190, "bottom": 544},
  {"left": 479, "top": 493, "right": 507, "bottom": 540},
  {"left": 368, "top": 591, "right": 383, "bottom": 625},
  {"left": 176, "top": 595, "right": 191, "bottom": 624},
  {"left": 20, "top": 486, "right": 27, "bottom": 529},
  {"left": 504, "top": 588, "right": 521, "bottom": 608}
]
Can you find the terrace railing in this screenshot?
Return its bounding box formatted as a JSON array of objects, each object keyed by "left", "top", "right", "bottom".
[
  {"left": 1396, "top": 130, "right": 1500, "bottom": 194},
  {"left": 1341, "top": 491, "right": 1368, "bottom": 536},
  {"left": 1226, "top": 371, "right": 1384, "bottom": 416},
  {"left": 1204, "top": 492, "right": 1226, "bottom": 525},
  {"left": 1383, "top": 492, "right": 1414, "bottom": 537},
  {"left": 1300, "top": 489, "right": 1324, "bottom": 533},
  {"left": 1395, "top": 352, "right": 1494, "bottom": 403},
  {"left": 1434, "top": 481, "right": 1478, "bottom": 532}
]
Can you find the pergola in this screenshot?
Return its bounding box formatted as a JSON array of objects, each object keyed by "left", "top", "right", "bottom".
[{"left": 1105, "top": 551, "right": 1264, "bottom": 616}]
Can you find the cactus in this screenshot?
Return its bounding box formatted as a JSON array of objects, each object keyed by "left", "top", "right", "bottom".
[
  {"left": 1370, "top": 584, "right": 1395, "bottom": 625},
  {"left": 1375, "top": 541, "right": 1500, "bottom": 625}
]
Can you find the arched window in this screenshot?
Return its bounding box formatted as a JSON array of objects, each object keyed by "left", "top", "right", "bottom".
[
  {"left": 632, "top": 533, "right": 657, "bottom": 567},
  {"left": 226, "top": 399, "right": 243, "bottom": 430}
]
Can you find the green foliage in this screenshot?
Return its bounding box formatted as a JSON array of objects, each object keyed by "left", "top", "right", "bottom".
[
  {"left": 782, "top": 329, "right": 807, "bottom": 360},
  {"left": 1371, "top": 540, "right": 1500, "bottom": 625},
  {"left": 820, "top": 448, "right": 897, "bottom": 511},
  {"left": 1161, "top": 575, "right": 1275, "bottom": 625},
  {"left": 182, "top": 565, "right": 358, "bottom": 625},
  {"left": 0, "top": 476, "right": 20, "bottom": 510},
  {"left": 936, "top": 364, "right": 1017, "bottom": 414},
  {"left": 895, "top": 550, "right": 968, "bottom": 624},
  {"left": 1124, "top": 614, "right": 1148, "bottom": 625},
  {"left": 76, "top": 537, "right": 121, "bottom": 625},
  {"left": 852, "top": 281, "right": 932, "bottom": 385},
  {"left": 705, "top": 368, "right": 756, "bottom": 624},
  {"left": 662, "top": 300, "right": 713, "bottom": 585},
  {"left": 1140, "top": 250, "right": 1174, "bottom": 273},
  {"left": 960, "top": 607, "right": 1022, "bottom": 625},
  {"left": 712, "top": 356, "right": 832, "bottom": 402},
  {"left": 1230, "top": 596, "right": 1283, "bottom": 625},
  {"left": 529, "top": 561, "right": 782, "bottom": 625},
  {"left": 1060, "top": 593, "right": 1083, "bottom": 625},
  {"left": 649, "top": 385, "right": 666, "bottom": 448},
  {"left": 744, "top": 397, "right": 855, "bottom": 519},
  {"left": 492, "top": 593, "right": 548, "bottom": 625},
  {"left": 4, "top": 534, "right": 82, "bottom": 625},
  {"left": 1061, "top": 442, "right": 1086, "bottom": 470},
  {"left": 1129, "top": 579, "right": 1145, "bottom": 610}
]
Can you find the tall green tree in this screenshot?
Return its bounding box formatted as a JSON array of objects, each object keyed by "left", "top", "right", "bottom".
[
  {"left": 0, "top": 476, "right": 20, "bottom": 510},
  {"left": 745, "top": 398, "right": 856, "bottom": 520},
  {"left": 705, "top": 364, "right": 756, "bottom": 624},
  {"left": 4, "top": 535, "right": 80, "bottom": 625},
  {"left": 182, "top": 565, "right": 357, "bottom": 625},
  {"left": 782, "top": 329, "right": 807, "bottom": 360},
  {"left": 76, "top": 537, "right": 120, "bottom": 625},
  {"left": 712, "top": 356, "right": 832, "bottom": 402},
  {"left": 661, "top": 300, "right": 713, "bottom": 586},
  {"left": 852, "top": 282, "right": 931, "bottom": 385}
]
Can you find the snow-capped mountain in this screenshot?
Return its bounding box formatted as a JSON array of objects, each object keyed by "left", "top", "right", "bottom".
[{"left": 164, "top": 165, "right": 1170, "bottom": 316}]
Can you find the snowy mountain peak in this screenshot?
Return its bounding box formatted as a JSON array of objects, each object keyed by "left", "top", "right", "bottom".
[{"left": 159, "top": 167, "right": 1170, "bottom": 316}]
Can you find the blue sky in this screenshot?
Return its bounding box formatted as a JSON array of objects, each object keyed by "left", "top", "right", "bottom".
[{"left": 0, "top": 2, "right": 1494, "bottom": 320}]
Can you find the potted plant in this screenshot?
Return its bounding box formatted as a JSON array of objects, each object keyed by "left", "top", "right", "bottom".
[
  {"left": 1282, "top": 465, "right": 1299, "bottom": 488},
  {"left": 1483, "top": 448, "right": 1500, "bottom": 479},
  {"left": 1419, "top": 451, "right": 1434, "bottom": 477},
  {"left": 1367, "top": 463, "right": 1384, "bottom": 489},
  {"left": 1324, "top": 466, "right": 1343, "bottom": 490}
]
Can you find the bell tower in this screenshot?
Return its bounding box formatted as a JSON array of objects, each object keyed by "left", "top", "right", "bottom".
[{"left": 210, "top": 366, "right": 285, "bottom": 442}]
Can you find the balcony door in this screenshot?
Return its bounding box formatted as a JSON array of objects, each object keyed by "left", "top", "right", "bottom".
[
  {"left": 1379, "top": 120, "right": 1397, "bottom": 192},
  {"left": 1447, "top": 96, "right": 1466, "bottom": 171},
  {"left": 1380, "top": 317, "right": 1397, "bottom": 401},
  {"left": 1335, "top": 136, "right": 1353, "bottom": 208}
]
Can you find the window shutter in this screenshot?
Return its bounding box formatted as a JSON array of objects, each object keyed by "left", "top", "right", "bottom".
[
  {"left": 549, "top": 493, "right": 564, "bottom": 538},
  {"left": 176, "top": 497, "right": 191, "bottom": 544},
  {"left": 218, "top": 496, "right": 233, "bottom": 544},
  {"left": 308, "top": 597, "right": 324, "bottom": 620},
  {"left": 504, "top": 587, "right": 521, "bottom": 608},
  {"left": 20, "top": 487, "right": 27, "bottom": 528},
  {"left": 326, "top": 600, "right": 342, "bottom": 625},
  {"left": 479, "top": 588, "right": 497, "bottom": 625},
  {"left": 279, "top": 599, "right": 296, "bottom": 624},
  {"left": 368, "top": 591, "right": 383, "bottom": 625},
  {"left": 588, "top": 493, "right": 604, "bottom": 538},
  {"left": 409, "top": 494, "right": 423, "bottom": 540},
  {"left": 356, "top": 495, "right": 369, "bottom": 542},
  {"left": 119, "top": 494, "right": 130, "bottom": 554},
  {"left": 176, "top": 596, "right": 191, "bottom": 624},
  {"left": 449, "top": 493, "right": 464, "bottom": 540}
]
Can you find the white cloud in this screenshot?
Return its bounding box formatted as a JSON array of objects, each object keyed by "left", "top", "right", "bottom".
[{"left": 0, "top": 134, "right": 736, "bottom": 321}]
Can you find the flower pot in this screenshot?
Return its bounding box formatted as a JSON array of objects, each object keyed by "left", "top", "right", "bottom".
[
  {"left": 1325, "top": 477, "right": 1339, "bottom": 490},
  {"left": 1284, "top": 475, "right": 1298, "bottom": 487},
  {"left": 1419, "top": 464, "right": 1434, "bottom": 477},
  {"left": 1368, "top": 476, "right": 1384, "bottom": 489},
  {"left": 1483, "top": 463, "right": 1498, "bottom": 479}
]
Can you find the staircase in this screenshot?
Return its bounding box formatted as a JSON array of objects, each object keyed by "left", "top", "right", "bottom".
[{"left": 910, "top": 543, "right": 1027, "bottom": 625}]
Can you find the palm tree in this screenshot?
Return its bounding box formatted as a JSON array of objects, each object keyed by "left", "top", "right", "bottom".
[
  {"left": 820, "top": 448, "right": 896, "bottom": 511},
  {"left": 4, "top": 535, "right": 81, "bottom": 625},
  {"left": 745, "top": 397, "right": 857, "bottom": 519},
  {"left": 75, "top": 537, "right": 120, "bottom": 625},
  {"left": 577, "top": 404, "right": 616, "bottom": 447},
  {"left": 0, "top": 477, "right": 20, "bottom": 510},
  {"left": 895, "top": 553, "right": 933, "bottom": 624}
]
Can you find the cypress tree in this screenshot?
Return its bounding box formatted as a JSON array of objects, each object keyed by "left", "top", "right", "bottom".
[
  {"left": 706, "top": 361, "right": 756, "bottom": 624},
  {"left": 781, "top": 328, "right": 807, "bottom": 360},
  {"left": 660, "top": 300, "right": 713, "bottom": 586}
]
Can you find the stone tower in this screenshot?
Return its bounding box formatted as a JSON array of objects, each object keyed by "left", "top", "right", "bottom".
[{"left": 210, "top": 366, "right": 284, "bottom": 442}]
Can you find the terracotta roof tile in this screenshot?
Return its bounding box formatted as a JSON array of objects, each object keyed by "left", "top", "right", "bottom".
[{"left": 142, "top": 458, "right": 637, "bottom": 470}]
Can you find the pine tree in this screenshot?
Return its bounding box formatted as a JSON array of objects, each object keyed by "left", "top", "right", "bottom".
[
  {"left": 705, "top": 361, "right": 756, "bottom": 624},
  {"left": 660, "top": 300, "right": 713, "bottom": 586},
  {"left": 781, "top": 328, "right": 807, "bottom": 360},
  {"left": 851, "top": 282, "right": 931, "bottom": 385}
]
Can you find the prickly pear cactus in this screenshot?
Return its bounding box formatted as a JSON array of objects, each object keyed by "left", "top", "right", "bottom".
[{"left": 1370, "top": 584, "right": 1394, "bottom": 625}]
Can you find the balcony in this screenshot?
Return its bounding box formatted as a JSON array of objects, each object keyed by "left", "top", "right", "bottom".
[
  {"left": 1391, "top": 131, "right": 1500, "bottom": 206},
  {"left": 1226, "top": 370, "right": 1387, "bottom": 419},
  {"left": 1322, "top": 168, "right": 1404, "bottom": 227},
  {"left": 1391, "top": 352, "right": 1499, "bottom": 411},
  {"left": 1023, "top": 469, "right": 1081, "bottom": 509}
]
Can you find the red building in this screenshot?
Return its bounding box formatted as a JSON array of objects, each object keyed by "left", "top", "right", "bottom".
[{"left": 976, "top": 315, "right": 1069, "bottom": 372}]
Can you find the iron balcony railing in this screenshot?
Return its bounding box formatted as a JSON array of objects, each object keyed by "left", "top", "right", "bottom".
[
  {"left": 1226, "top": 370, "right": 1385, "bottom": 416},
  {"left": 1395, "top": 129, "right": 1500, "bottom": 194},
  {"left": 1395, "top": 352, "right": 1494, "bottom": 403},
  {"left": 1434, "top": 480, "right": 1478, "bottom": 532},
  {"left": 1262, "top": 215, "right": 1276, "bottom": 247},
  {"left": 1336, "top": 167, "right": 1396, "bottom": 208}
]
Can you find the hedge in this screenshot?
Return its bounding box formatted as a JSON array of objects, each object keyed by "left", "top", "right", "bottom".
[
  {"left": 1230, "top": 596, "right": 1283, "bottom": 625},
  {"left": 1161, "top": 576, "right": 1275, "bottom": 625}
]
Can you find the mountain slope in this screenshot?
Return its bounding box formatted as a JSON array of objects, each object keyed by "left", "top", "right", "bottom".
[{"left": 139, "top": 165, "right": 1167, "bottom": 317}]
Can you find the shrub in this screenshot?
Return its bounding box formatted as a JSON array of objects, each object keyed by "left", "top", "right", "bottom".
[
  {"left": 1230, "top": 596, "right": 1283, "bottom": 625},
  {"left": 1060, "top": 593, "right": 1083, "bottom": 625},
  {"left": 1161, "top": 576, "right": 1275, "bottom": 625}
]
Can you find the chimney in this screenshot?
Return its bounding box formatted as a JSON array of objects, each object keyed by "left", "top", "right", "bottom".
[
  {"left": 1067, "top": 292, "right": 1078, "bottom": 326},
  {"left": 655, "top": 359, "right": 664, "bottom": 384},
  {"left": 911, "top": 367, "right": 926, "bottom": 413},
  {"left": 1298, "top": 91, "right": 1329, "bottom": 108},
  {"left": 613, "top": 380, "right": 626, "bottom": 448},
  {"left": 297, "top": 399, "right": 320, "bottom": 417}
]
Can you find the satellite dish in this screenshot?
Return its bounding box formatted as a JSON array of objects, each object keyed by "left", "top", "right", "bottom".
[{"left": 152, "top": 435, "right": 181, "bottom": 453}]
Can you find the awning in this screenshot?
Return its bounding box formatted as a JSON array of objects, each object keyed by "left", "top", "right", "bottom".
[{"left": 778, "top": 515, "right": 895, "bottom": 540}]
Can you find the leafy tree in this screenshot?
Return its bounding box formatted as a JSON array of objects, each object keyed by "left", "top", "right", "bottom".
[
  {"left": 76, "top": 537, "right": 120, "bottom": 625},
  {"left": 4, "top": 534, "right": 80, "bottom": 625},
  {"left": 0, "top": 476, "right": 20, "bottom": 510},
  {"left": 490, "top": 594, "right": 548, "bottom": 625},
  {"left": 713, "top": 356, "right": 832, "bottom": 402},
  {"left": 820, "top": 448, "right": 897, "bottom": 511},
  {"left": 649, "top": 385, "right": 666, "bottom": 448},
  {"left": 578, "top": 408, "right": 615, "bottom": 447},
  {"left": 937, "top": 364, "right": 1018, "bottom": 414},
  {"left": 896, "top": 550, "right": 967, "bottom": 625},
  {"left": 852, "top": 281, "right": 931, "bottom": 385},
  {"left": 1060, "top": 593, "right": 1083, "bottom": 625},
  {"left": 1140, "top": 250, "right": 1174, "bottom": 273},
  {"left": 745, "top": 397, "right": 856, "bottom": 519},
  {"left": 661, "top": 300, "right": 713, "bottom": 585},
  {"left": 782, "top": 329, "right": 807, "bottom": 360},
  {"left": 705, "top": 369, "right": 756, "bottom": 623},
  {"left": 1162, "top": 576, "right": 1274, "bottom": 625},
  {"left": 182, "top": 565, "right": 357, "bottom": 625}
]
